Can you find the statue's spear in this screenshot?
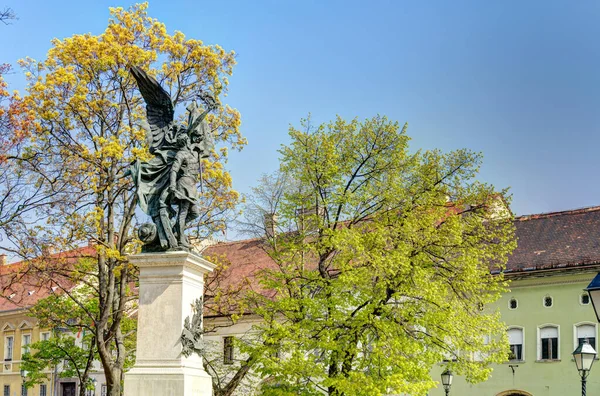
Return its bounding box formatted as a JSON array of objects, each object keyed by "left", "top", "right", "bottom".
[{"left": 187, "top": 91, "right": 217, "bottom": 194}]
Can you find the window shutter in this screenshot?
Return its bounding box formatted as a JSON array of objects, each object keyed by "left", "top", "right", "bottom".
[
  {"left": 508, "top": 328, "right": 523, "bottom": 344},
  {"left": 577, "top": 324, "right": 595, "bottom": 339},
  {"left": 540, "top": 327, "right": 558, "bottom": 338}
]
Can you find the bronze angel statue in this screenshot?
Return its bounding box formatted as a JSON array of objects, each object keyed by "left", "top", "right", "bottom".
[{"left": 128, "top": 66, "right": 216, "bottom": 251}]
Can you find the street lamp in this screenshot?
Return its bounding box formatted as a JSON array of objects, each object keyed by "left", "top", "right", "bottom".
[
  {"left": 585, "top": 273, "right": 600, "bottom": 323},
  {"left": 20, "top": 369, "right": 28, "bottom": 396},
  {"left": 573, "top": 340, "right": 597, "bottom": 396},
  {"left": 440, "top": 368, "right": 453, "bottom": 396}
]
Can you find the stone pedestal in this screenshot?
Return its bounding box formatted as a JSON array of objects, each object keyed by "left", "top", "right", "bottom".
[{"left": 124, "top": 251, "right": 215, "bottom": 396}]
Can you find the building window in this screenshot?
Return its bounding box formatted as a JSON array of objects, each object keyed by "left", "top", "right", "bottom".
[
  {"left": 539, "top": 325, "right": 559, "bottom": 360},
  {"left": 509, "top": 298, "right": 518, "bottom": 310},
  {"left": 544, "top": 296, "right": 553, "bottom": 307},
  {"left": 508, "top": 327, "right": 524, "bottom": 361},
  {"left": 21, "top": 384, "right": 27, "bottom": 396},
  {"left": 39, "top": 384, "right": 47, "bottom": 396},
  {"left": 223, "top": 336, "right": 234, "bottom": 365},
  {"left": 472, "top": 335, "right": 490, "bottom": 362},
  {"left": 4, "top": 385, "right": 9, "bottom": 396},
  {"left": 4, "top": 336, "right": 13, "bottom": 360},
  {"left": 581, "top": 294, "right": 590, "bottom": 305},
  {"left": 575, "top": 323, "right": 596, "bottom": 350},
  {"left": 40, "top": 332, "right": 50, "bottom": 342},
  {"left": 101, "top": 385, "right": 107, "bottom": 396},
  {"left": 22, "top": 334, "right": 31, "bottom": 356}
]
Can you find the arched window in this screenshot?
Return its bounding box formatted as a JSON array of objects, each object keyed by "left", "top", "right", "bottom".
[
  {"left": 538, "top": 325, "right": 559, "bottom": 360},
  {"left": 574, "top": 323, "right": 597, "bottom": 350},
  {"left": 509, "top": 298, "right": 518, "bottom": 310},
  {"left": 473, "top": 334, "right": 490, "bottom": 362},
  {"left": 507, "top": 327, "right": 524, "bottom": 361},
  {"left": 496, "top": 391, "right": 533, "bottom": 396}
]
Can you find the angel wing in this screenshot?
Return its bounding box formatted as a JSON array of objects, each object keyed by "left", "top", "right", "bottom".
[{"left": 130, "top": 66, "right": 175, "bottom": 153}]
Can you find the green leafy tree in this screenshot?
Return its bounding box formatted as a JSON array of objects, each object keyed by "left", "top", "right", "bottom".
[
  {"left": 242, "top": 115, "right": 516, "bottom": 396},
  {"left": 22, "top": 333, "right": 96, "bottom": 396},
  {"left": 22, "top": 271, "right": 100, "bottom": 396}
]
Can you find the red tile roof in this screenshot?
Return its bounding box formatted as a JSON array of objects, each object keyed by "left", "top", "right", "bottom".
[
  {"left": 0, "top": 245, "right": 96, "bottom": 311},
  {"left": 506, "top": 205, "right": 600, "bottom": 274},
  {"left": 202, "top": 238, "right": 278, "bottom": 316},
  {"left": 5, "top": 205, "right": 600, "bottom": 313},
  {"left": 203, "top": 205, "right": 600, "bottom": 282}
]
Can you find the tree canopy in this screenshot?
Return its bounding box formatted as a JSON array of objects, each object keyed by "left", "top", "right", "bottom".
[
  {"left": 3, "top": 3, "right": 245, "bottom": 395},
  {"left": 241, "top": 115, "right": 516, "bottom": 396}
]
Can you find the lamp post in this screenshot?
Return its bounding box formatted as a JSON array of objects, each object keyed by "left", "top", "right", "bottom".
[
  {"left": 440, "top": 368, "right": 453, "bottom": 396},
  {"left": 582, "top": 273, "right": 600, "bottom": 396},
  {"left": 573, "top": 340, "right": 597, "bottom": 396},
  {"left": 20, "top": 369, "right": 28, "bottom": 396}
]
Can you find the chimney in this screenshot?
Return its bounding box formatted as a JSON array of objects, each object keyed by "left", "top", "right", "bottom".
[
  {"left": 0, "top": 254, "right": 6, "bottom": 266},
  {"left": 295, "top": 206, "right": 325, "bottom": 235},
  {"left": 264, "top": 213, "right": 277, "bottom": 239},
  {"left": 191, "top": 236, "right": 220, "bottom": 253}
]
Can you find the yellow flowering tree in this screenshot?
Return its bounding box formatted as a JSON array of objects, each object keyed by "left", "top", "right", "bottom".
[{"left": 9, "top": 4, "right": 244, "bottom": 395}]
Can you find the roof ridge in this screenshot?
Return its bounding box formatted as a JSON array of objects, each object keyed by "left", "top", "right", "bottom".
[
  {"left": 204, "top": 237, "right": 264, "bottom": 247},
  {"left": 515, "top": 205, "right": 600, "bottom": 221},
  {"left": 6, "top": 244, "right": 96, "bottom": 267}
]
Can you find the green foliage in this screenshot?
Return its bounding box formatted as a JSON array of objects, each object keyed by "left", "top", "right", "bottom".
[
  {"left": 244, "top": 115, "right": 516, "bottom": 396},
  {"left": 21, "top": 333, "right": 95, "bottom": 389},
  {"left": 258, "top": 380, "right": 316, "bottom": 396},
  {"left": 22, "top": 280, "right": 99, "bottom": 394},
  {"left": 29, "top": 285, "right": 99, "bottom": 331}
]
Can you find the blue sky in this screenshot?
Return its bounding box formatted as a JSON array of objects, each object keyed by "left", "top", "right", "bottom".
[{"left": 2, "top": 0, "right": 600, "bottom": 227}]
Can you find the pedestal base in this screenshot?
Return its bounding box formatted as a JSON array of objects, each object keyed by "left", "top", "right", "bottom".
[
  {"left": 123, "top": 251, "right": 216, "bottom": 396},
  {"left": 124, "top": 366, "right": 213, "bottom": 396}
]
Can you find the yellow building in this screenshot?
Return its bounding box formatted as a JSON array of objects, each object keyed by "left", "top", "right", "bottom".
[
  {"left": 0, "top": 308, "right": 52, "bottom": 396},
  {"left": 0, "top": 253, "right": 105, "bottom": 396}
]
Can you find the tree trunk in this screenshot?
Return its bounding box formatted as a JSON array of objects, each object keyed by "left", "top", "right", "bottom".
[
  {"left": 109, "top": 367, "right": 122, "bottom": 396},
  {"left": 215, "top": 357, "right": 253, "bottom": 396}
]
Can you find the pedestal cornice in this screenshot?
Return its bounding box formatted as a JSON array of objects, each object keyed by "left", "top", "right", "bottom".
[{"left": 128, "top": 251, "right": 216, "bottom": 273}]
